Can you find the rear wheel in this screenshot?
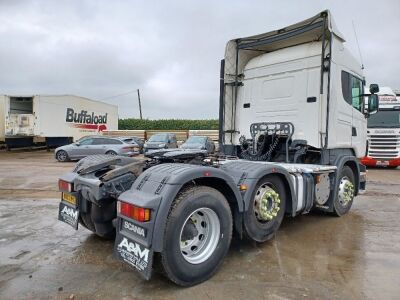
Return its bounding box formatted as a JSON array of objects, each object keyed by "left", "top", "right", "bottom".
[
  {"left": 56, "top": 150, "right": 69, "bottom": 162},
  {"left": 79, "top": 211, "right": 96, "bottom": 232},
  {"left": 79, "top": 200, "right": 116, "bottom": 239},
  {"left": 332, "top": 166, "right": 355, "bottom": 216},
  {"left": 244, "top": 175, "right": 286, "bottom": 242},
  {"left": 161, "top": 186, "right": 232, "bottom": 286}
]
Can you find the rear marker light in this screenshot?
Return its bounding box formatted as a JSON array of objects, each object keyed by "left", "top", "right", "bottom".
[
  {"left": 121, "top": 146, "right": 138, "bottom": 152},
  {"left": 118, "top": 201, "right": 151, "bottom": 222},
  {"left": 239, "top": 184, "right": 248, "bottom": 191},
  {"left": 58, "top": 180, "right": 73, "bottom": 192}
]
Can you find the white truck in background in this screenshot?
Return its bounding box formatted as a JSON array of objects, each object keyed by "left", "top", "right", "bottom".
[
  {"left": 393, "top": 89, "right": 400, "bottom": 101},
  {"left": 361, "top": 87, "right": 400, "bottom": 168},
  {"left": 57, "top": 10, "right": 380, "bottom": 286},
  {"left": 0, "top": 95, "right": 118, "bottom": 149}
]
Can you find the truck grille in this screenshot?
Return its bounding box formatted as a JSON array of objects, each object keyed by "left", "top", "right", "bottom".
[{"left": 368, "top": 134, "right": 400, "bottom": 159}]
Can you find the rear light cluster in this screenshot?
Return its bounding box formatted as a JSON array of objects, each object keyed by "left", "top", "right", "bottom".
[
  {"left": 121, "top": 146, "right": 139, "bottom": 152},
  {"left": 117, "top": 201, "right": 151, "bottom": 222},
  {"left": 58, "top": 180, "right": 73, "bottom": 192}
]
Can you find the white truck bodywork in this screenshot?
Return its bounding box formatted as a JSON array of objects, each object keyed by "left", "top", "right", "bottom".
[
  {"left": 222, "top": 10, "right": 366, "bottom": 158},
  {"left": 235, "top": 42, "right": 322, "bottom": 147}
]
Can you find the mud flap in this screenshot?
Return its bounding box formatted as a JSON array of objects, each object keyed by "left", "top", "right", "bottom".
[
  {"left": 114, "top": 232, "right": 153, "bottom": 280},
  {"left": 58, "top": 202, "right": 79, "bottom": 229},
  {"left": 358, "top": 163, "right": 367, "bottom": 193}
]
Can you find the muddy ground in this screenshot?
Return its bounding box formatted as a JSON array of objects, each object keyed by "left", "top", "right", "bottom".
[{"left": 0, "top": 151, "right": 399, "bottom": 299}]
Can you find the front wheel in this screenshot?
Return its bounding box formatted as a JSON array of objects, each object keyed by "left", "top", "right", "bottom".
[
  {"left": 332, "top": 166, "right": 355, "bottom": 216},
  {"left": 161, "top": 186, "right": 232, "bottom": 286}
]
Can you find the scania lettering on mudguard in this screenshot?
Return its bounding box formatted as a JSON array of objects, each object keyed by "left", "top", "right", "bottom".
[
  {"left": 58, "top": 202, "right": 79, "bottom": 229},
  {"left": 114, "top": 233, "right": 153, "bottom": 280},
  {"left": 121, "top": 219, "right": 147, "bottom": 238}
]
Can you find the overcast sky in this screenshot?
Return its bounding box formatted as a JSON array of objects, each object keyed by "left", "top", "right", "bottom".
[{"left": 1, "top": 0, "right": 399, "bottom": 119}]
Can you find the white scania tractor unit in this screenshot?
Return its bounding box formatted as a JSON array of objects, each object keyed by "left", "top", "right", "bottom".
[
  {"left": 361, "top": 87, "right": 400, "bottom": 168},
  {"left": 57, "top": 11, "right": 379, "bottom": 286}
]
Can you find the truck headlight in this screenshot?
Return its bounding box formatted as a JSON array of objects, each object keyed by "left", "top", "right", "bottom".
[{"left": 159, "top": 143, "right": 166, "bottom": 148}]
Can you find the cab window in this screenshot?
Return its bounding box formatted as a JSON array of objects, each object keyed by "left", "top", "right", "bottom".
[{"left": 341, "top": 71, "right": 364, "bottom": 112}]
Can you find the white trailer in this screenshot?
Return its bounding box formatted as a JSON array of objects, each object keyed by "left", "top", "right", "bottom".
[
  {"left": 0, "top": 95, "right": 6, "bottom": 145},
  {"left": 0, "top": 95, "right": 118, "bottom": 148}
]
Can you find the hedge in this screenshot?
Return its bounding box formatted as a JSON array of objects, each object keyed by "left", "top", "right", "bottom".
[{"left": 118, "top": 119, "right": 219, "bottom": 130}]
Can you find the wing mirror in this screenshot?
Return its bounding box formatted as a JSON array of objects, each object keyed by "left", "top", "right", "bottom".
[
  {"left": 75, "top": 142, "right": 80, "bottom": 146},
  {"left": 369, "top": 84, "right": 379, "bottom": 94},
  {"left": 363, "top": 84, "right": 379, "bottom": 116},
  {"left": 367, "top": 94, "right": 379, "bottom": 115}
]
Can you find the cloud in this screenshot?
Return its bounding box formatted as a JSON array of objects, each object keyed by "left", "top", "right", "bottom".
[{"left": 0, "top": 0, "right": 399, "bottom": 119}]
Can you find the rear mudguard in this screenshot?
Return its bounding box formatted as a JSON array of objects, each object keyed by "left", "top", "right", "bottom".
[
  {"left": 118, "top": 163, "right": 242, "bottom": 252},
  {"left": 117, "top": 161, "right": 296, "bottom": 253}
]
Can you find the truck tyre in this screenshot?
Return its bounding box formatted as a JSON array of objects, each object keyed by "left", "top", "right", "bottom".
[
  {"left": 79, "top": 201, "right": 115, "bottom": 239},
  {"left": 91, "top": 200, "right": 116, "bottom": 239},
  {"left": 79, "top": 200, "right": 96, "bottom": 233},
  {"left": 80, "top": 211, "right": 96, "bottom": 232},
  {"left": 56, "top": 150, "right": 69, "bottom": 162},
  {"left": 161, "top": 186, "right": 232, "bottom": 286},
  {"left": 244, "top": 175, "right": 286, "bottom": 242},
  {"left": 332, "top": 166, "right": 355, "bottom": 217}
]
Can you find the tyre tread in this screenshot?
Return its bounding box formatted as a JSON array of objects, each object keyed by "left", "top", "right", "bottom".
[
  {"left": 332, "top": 165, "right": 355, "bottom": 217},
  {"left": 160, "top": 185, "right": 232, "bottom": 286}
]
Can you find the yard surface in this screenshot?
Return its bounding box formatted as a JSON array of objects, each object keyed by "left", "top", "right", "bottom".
[{"left": 0, "top": 150, "right": 399, "bottom": 299}]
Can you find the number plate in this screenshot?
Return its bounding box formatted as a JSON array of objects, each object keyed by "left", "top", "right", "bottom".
[
  {"left": 62, "top": 192, "right": 77, "bottom": 206},
  {"left": 58, "top": 202, "right": 79, "bottom": 229},
  {"left": 114, "top": 232, "right": 153, "bottom": 280},
  {"left": 377, "top": 160, "right": 389, "bottom": 166}
]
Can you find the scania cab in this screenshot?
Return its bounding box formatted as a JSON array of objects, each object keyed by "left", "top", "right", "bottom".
[{"left": 361, "top": 87, "right": 400, "bottom": 168}]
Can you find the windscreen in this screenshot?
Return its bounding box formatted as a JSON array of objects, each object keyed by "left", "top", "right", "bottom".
[
  {"left": 368, "top": 110, "right": 400, "bottom": 128},
  {"left": 148, "top": 134, "right": 168, "bottom": 142}
]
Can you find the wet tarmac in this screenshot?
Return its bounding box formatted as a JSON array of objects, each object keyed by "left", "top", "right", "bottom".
[{"left": 1, "top": 151, "right": 399, "bottom": 299}]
